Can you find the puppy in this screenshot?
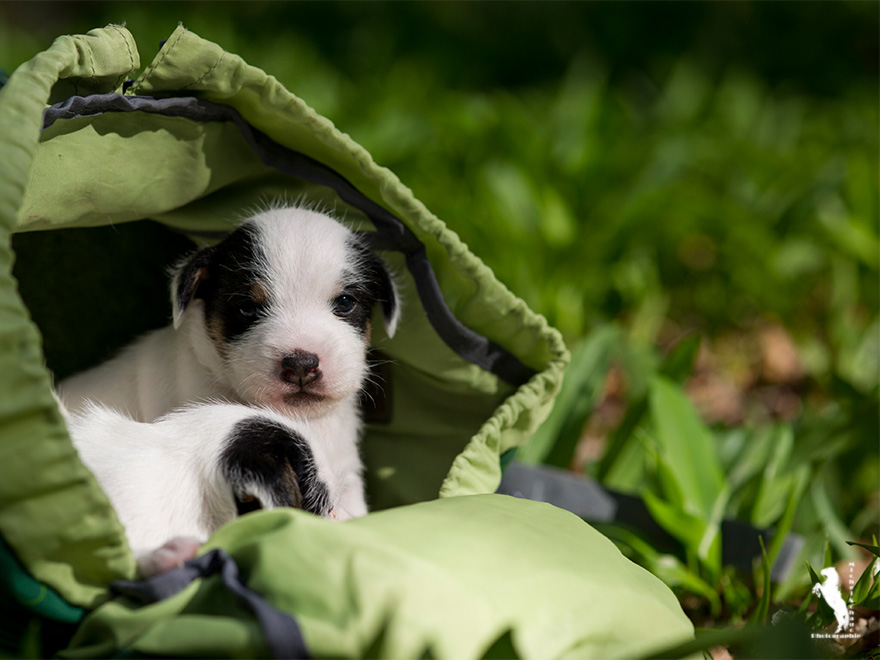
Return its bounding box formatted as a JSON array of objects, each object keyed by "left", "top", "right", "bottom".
[
  {"left": 62, "top": 400, "right": 341, "bottom": 576},
  {"left": 57, "top": 203, "right": 399, "bottom": 518}
]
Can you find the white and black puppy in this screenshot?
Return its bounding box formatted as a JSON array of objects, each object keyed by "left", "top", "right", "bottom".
[
  {"left": 63, "top": 401, "right": 341, "bottom": 576},
  {"left": 58, "top": 204, "right": 400, "bottom": 518}
]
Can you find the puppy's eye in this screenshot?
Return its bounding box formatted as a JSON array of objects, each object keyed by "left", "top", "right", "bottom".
[
  {"left": 237, "top": 300, "right": 260, "bottom": 318},
  {"left": 332, "top": 294, "right": 358, "bottom": 315}
]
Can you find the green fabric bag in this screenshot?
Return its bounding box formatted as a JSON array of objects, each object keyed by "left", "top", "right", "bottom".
[
  {"left": 63, "top": 496, "right": 693, "bottom": 660},
  {"left": 0, "top": 25, "right": 692, "bottom": 657}
]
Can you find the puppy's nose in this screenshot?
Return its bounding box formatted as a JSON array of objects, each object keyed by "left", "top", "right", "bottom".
[{"left": 281, "top": 351, "right": 321, "bottom": 386}]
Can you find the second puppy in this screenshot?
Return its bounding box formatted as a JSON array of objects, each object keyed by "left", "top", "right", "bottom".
[{"left": 64, "top": 401, "right": 341, "bottom": 576}]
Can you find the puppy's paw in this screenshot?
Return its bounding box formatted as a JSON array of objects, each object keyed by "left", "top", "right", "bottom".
[
  {"left": 329, "top": 508, "right": 351, "bottom": 521},
  {"left": 136, "top": 536, "right": 203, "bottom": 577}
]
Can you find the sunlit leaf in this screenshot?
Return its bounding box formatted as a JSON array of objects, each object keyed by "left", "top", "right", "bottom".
[
  {"left": 518, "top": 325, "right": 620, "bottom": 466},
  {"left": 641, "top": 488, "right": 724, "bottom": 580},
  {"left": 647, "top": 376, "right": 726, "bottom": 519},
  {"left": 811, "top": 481, "right": 859, "bottom": 561},
  {"left": 845, "top": 540, "right": 880, "bottom": 558},
  {"left": 850, "top": 555, "right": 878, "bottom": 605}
]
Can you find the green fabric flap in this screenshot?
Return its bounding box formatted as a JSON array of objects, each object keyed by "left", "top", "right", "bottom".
[
  {"left": 20, "top": 112, "right": 268, "bottom": 230},
  {"left": 64, "top": 496, "right": 694, "bottom": 660},
  {"left": 0, "top": 25, "right": 140, "bottom": 616}
]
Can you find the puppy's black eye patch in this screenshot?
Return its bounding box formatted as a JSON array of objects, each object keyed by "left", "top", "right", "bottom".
[
  {"left": 211, "top": 290, "right": 267, "bottom": 341},
  {"left": 344, "top": 237, "right": 398, "bottom": 336},
  {"left": 194, "top": 224, "right": 272, "bottom": 344}
]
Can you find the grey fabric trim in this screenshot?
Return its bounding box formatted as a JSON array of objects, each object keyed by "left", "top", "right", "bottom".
[
  {"left": 42, "top": 94, "right": 538, "bottom": 386},
  {"left": 43, "top": 93, "right": 227, "bottom": 128},
  {"left": 111, "top": 549, "right": 311, "bottom": 659},
  {"left": 498, "top": 461, "right": 804, "bottom": 582}
]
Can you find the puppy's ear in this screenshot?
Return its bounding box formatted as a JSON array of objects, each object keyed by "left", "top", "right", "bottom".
[
  {"left": 349, "top": 236, "right": 402, "bottom": 338},
  {"left": 170, "top": 247, "right": 215, "bottom": 329},
  {"left": 372, "top": 255, "right": 400, "bottom": 338}
]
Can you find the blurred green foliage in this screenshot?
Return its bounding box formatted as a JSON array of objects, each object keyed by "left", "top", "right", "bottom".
[{"left": 3, "top": 0, "right": 878, "bottom": 646}]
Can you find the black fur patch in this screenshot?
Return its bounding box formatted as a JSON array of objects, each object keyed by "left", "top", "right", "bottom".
[
  {"left": 177, "top": 223, "right": 271, "bottom": 344},
  {"left": 221, "top": 416, "right": 332, "bottom": 516},
  {"left": 343, "top": 237, "right": 397, "bottom": 335}
]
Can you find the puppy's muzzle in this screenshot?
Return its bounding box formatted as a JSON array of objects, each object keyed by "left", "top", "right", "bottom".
[{"left": 281, "top": 351, "right": 321, "bottom": 387}]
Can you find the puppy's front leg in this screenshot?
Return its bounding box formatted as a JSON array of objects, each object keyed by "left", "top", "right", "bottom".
[{"left": 332, "top": 474, "right": 368, "bottom": 521}]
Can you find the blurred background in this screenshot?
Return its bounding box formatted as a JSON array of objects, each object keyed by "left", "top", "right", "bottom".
[{"left": 3, "top": 1, "right": 878, "bottom": 654}]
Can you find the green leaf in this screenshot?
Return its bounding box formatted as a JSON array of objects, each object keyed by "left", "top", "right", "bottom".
[
  {"left": 642, "top": 488, "right": 724, "bottom": 580},
  {"left": 838, "top": 317, "right": 880, "bottom": 392},
  {"left": 596, "top": 398, "right": 647, "bottom": 483},
  {"left": 642, "top": 488, "right": 707, "bottom": 548},
  {"left": 659, "top": 334, "right": 702, "bottom": 382},
  {"left": 797, "top": 589, "right": 813, "bottom": 616},
  {"left": 601, "top": 427, "right": 648, "bottom": 492},
  {"left": 538, "top": 188, "right": 576, "bottom": 247},
  {"left": 805, "top": 560, "right": 823, "bottom": 587},
  {"left": 652, "top": 442, "right": 689, "bottom": 508},
  {"left": 749, "top": 537, "right": 771, "bottom": 626},
  {"left": 647, "top": 376, "right": 726, "bottom": 519},
  {"left": 846, "top": 540, "right": 880, "bottom": 559},
  {"left": 817, "top": 193, "right": 880, "bottom": 268},
  {"left": 811, "top": 479, "right": 859, "bottom": 561},
  {"left": 765, "top": 465, "right": 809, "bottom": 576},
  {"left": 850, "top": 555, "right": 878, "bottom": 605},
  {"left": 597, "top": 337, "right": 700, "bottom": 483},
  {"left": 726, "top": 426, "right": 777, "bottom": 493},
  {"left": 750, "top": 425, "right": 795, "bottom": 528},
  {"left": 845, "top": 540, "right": 880, "bottom": 607},
  {"left": 518, "top": 326, "right": 620, "bottom": 466},
  {"left": 600, "top": 525, "right": 722, "bottom": 615},
  {"left": 773, "top": 238, "right": 826, "bottom": 280}
]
